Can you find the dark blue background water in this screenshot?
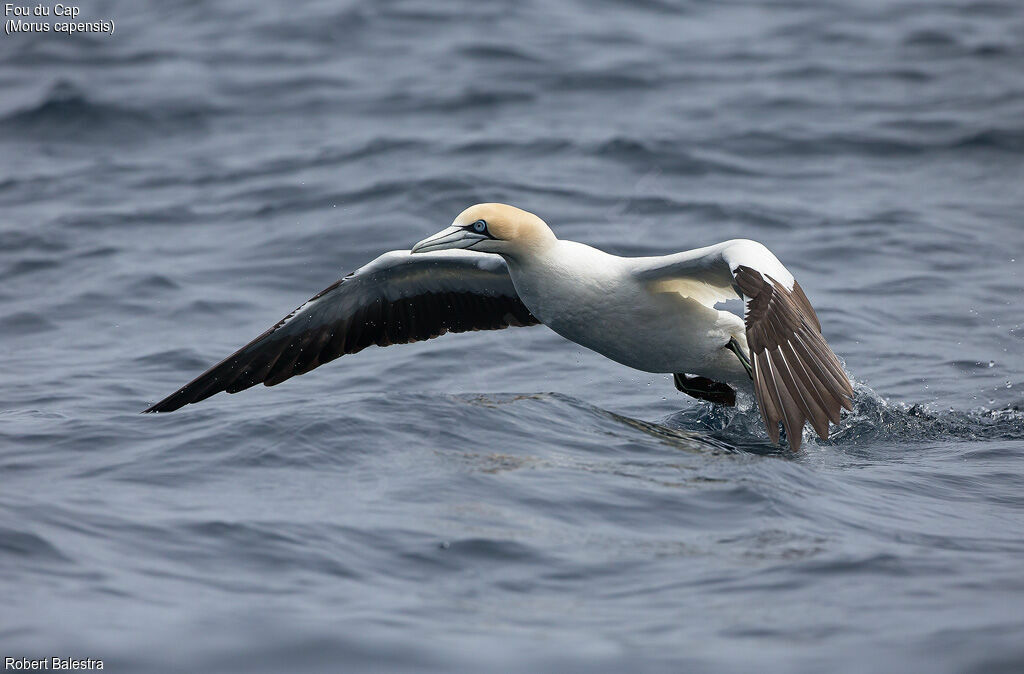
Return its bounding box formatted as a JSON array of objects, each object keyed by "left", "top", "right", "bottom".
[{"left": 2, "top": 1, "right": 1023, "bottom": 671}]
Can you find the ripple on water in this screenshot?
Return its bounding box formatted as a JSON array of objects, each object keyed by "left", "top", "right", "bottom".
[{"left": 2, "top": 0, "right": 1024, "bottom": 670}]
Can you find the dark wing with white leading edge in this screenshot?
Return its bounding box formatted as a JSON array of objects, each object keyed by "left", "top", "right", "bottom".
[
  {"left": 144, "top": 250, "right": 539, "bottom": 413},
  {"left": 633, "top": 239, "right": 853, "bottom": 450}
]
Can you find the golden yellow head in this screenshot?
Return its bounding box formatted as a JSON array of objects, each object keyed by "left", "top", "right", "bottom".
[{"left": 412, "top": 203, "right": 556, "bottom": 258}]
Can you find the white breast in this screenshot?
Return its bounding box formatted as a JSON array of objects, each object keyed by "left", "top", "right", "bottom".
[{"left": 506, "top": 241, "right": 741, "bottom": 375}]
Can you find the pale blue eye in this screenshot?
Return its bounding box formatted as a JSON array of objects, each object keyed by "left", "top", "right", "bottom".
[{"left": 473, "top": 220, "right": 487, "bottom": 234}]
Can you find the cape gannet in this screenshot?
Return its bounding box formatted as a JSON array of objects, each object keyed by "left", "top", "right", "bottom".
[{"left": 144, "top": 203, "right": 853, "bottom": 450}]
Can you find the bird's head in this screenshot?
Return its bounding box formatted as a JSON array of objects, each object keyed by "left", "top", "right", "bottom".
[{"left": 411, "top": 203, "right": 556, "bottom": 259}]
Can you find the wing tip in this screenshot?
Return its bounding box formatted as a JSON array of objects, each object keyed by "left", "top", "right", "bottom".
[
  {"left": 141, "top": 398, "right": 181, "bottom": 414},
  {"left": 141, "top": 387, "right": 193, "bottom": 414}
]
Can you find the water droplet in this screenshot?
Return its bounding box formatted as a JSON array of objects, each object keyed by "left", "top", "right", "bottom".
[
  {"left": 1006, "top": 381, "right": 1013, "bottom": 389},
  {"left": 988, "top": 360, "right": 996, "bottom": 368}
]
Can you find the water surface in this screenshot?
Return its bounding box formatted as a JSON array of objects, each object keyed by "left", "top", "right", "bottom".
[{"left": 2, "top": 0, "right": 1023, "bottom": 671}]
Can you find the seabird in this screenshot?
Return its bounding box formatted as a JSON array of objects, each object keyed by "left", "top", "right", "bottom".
[{"left": 144, "top": 203, "right": 853, "bottom": 450}]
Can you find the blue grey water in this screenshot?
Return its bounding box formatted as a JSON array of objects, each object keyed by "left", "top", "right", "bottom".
[{"left": 1, "top": 0, "right": 1023, "bottom": 671}]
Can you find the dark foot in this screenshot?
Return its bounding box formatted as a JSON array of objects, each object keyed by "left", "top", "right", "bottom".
[{"left": 673, "top": 373, "right": 737, "bottom": 406}]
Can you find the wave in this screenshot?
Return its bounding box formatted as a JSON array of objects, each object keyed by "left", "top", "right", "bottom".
[
  {"left": 720, "top": 127, "right": 1024, "bottom": 158},
  {"left": 0, "top": 80, "right": 213, "bottom": 142},
  {"left": 662, "top": 383, "right": 1024, "bottom": 453},
  {"left": 0, "top": 526, "right": 68, "bottom": 562}
]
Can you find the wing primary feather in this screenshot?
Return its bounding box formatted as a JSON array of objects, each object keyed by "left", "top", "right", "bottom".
[
  {"left": 766, "top": 351, "right": 805, "bottom": 451},
  {"left": 143, "top": 251, "right": 539, "bottom": 413},
  {"left": 780, "top": 340, "right": 836, "bottom": 434},
  {"left": 777, "top": 341, "right": 831, "bottom": 439},
  {"left": 732, "top": 262, "right": 851, "bottom": 450},
  {"left": 753, "top": 352, "right": 780, "bottom": 444}
]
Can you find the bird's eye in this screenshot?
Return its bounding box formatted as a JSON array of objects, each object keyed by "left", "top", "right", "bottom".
[{"left": 472, "top": 219, "right": 487, "bottom": 234}]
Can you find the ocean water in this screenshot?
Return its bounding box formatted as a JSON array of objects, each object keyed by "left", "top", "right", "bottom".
[{"left": 2, "top": 0, "right": 1023, "bottom": 671}]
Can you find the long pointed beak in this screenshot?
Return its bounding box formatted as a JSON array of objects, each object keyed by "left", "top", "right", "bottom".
[{"left": 411, "top": 226, "right": 487, "bottom": 254}]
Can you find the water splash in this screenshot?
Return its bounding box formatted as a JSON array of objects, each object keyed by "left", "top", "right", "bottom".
[{"left": 662, "top": 382, "right": 1024, "bottom": 451}]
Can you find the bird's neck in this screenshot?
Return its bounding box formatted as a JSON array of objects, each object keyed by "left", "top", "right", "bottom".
[
  {"left": 499, "top": 228, "right": 559, "bottom": 267},
  {"left": 502, "top": 238, "right": 611, "bottom": 285}
]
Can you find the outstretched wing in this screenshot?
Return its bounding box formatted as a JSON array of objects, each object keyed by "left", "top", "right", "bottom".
[
  {"left": 144, "top": 249, "right": 539, "bottom": 413},
  {"left": 633, "top": 239, "right": 853, "bottom": 450}
]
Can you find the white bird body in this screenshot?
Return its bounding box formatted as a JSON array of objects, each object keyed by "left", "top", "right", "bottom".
[
  {"left": 505, "top": 239, "right": 749, "bottom": 387},
  {"left": 145, "top": 203, "right": 852, "bottom": 450}
]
